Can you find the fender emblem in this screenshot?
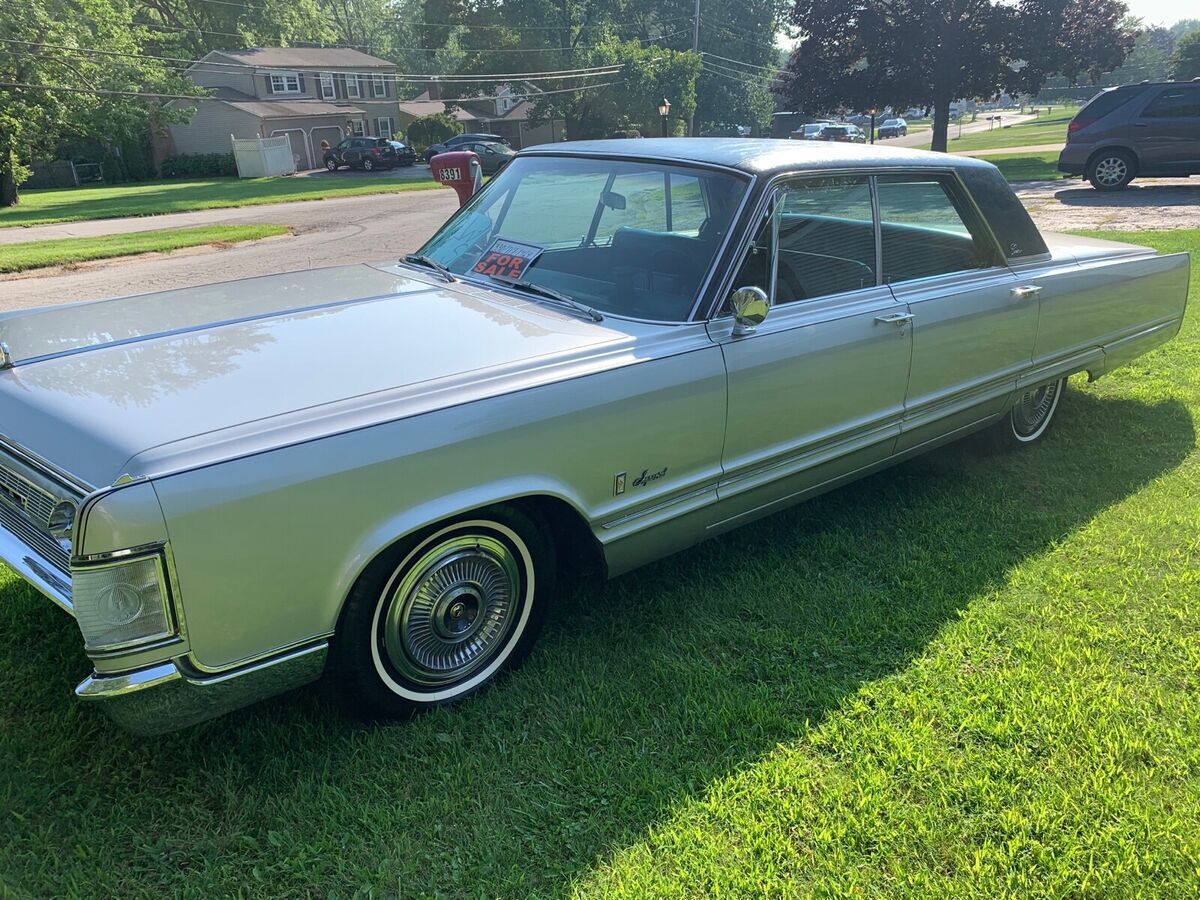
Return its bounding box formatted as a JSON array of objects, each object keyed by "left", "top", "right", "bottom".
[{"left": 632, "top": 467, "right": 667, "bottom": 487}]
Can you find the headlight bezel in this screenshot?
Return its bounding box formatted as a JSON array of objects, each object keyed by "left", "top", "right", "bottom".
[{"left": 71, "top": 544, "right": 181, "bottom": 655}]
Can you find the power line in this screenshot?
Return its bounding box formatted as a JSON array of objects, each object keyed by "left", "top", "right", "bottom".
[
  {"left": 701, "top": 51, "right": 783, "bottom": 74},
  {"left": 184, "top": 0, "right": 690, "bottom": 31},
  {"left": 0, "top": 78, "right": 626, "bottom": 104},
  {"left": 0, "top": 39, "right": 642, "bottom": 82}
]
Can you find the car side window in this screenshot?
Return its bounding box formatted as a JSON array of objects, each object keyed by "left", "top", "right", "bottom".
[
  {"left": 336, "top": 140, "right": 351, "bottom": 150},
  {"left": 1142, "top": 87, "right": 1200, "bottom": 119},
  {"left": 773, "top": 175, "right": 876, "bottom": 304},
  {"left": 875, "top": 175, "right": 993, "bottom": 283}
]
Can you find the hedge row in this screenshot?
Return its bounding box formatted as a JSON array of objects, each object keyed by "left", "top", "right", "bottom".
[{"left": 160, "top": 152, "right": 237, "bottom": 178}]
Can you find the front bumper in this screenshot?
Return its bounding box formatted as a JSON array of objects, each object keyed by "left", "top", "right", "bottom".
[{"left": 76, "top": 640, "right": 328, "bottom": 734}]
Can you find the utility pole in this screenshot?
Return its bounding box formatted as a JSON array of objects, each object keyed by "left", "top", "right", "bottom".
[{"left": 690, "top": 0, "right": 700, "bottom": 136}]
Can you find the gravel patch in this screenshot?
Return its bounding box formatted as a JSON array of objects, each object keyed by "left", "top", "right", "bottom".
[{"left": 1016, "top": 177, "right": 1200, "bottom": 232}]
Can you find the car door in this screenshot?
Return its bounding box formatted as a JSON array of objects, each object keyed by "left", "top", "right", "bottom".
[
  {"left": 875, "top": 173, "right": 1032, "bottom": 453},
  {"left": 333, "top": 139, "right": 352, "bottom": 165},
  {"left": 1131, "top": 84, "right": 1200, "bottom": 174},
  {"left": 711, "top": 174, "right": 914, "bottom": 529}
]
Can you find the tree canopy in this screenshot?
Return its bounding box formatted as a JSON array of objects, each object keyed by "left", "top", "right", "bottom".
[
  {"left": 774, "top": 0, "right": 1137, "bottom": 152},
  {"left": 1174, "top": 29, "right": 1200, "bottom": 80}
]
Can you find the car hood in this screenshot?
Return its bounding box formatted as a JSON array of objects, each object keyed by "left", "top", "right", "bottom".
[{"left": 0, "top": 264, "right": 629, "bottom": 487}]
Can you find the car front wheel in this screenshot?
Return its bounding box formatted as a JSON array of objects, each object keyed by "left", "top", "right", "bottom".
[
  {"left": 330, "top": 505, "right": 554, "bottom": 720},
  {"left": 325, "top": 158, "right": 338, "bottom": 171},
  {"left": 1087, "top": 150, "right": 1136, "bottom": 191}
]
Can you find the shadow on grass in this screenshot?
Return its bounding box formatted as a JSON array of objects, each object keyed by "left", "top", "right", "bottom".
[{"left": 0, "top": 389, "right": 1193, "bottom": 895}]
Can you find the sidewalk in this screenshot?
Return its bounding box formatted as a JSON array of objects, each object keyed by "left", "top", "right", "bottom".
[{"left": 953, "top": 143, "right": 1065, "bottom": 158}]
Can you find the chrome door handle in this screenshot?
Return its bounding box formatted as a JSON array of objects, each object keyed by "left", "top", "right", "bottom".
[
  {"left": 1011, "top": 285, "right": 1042, "bottom": 300},
  {"left": 874, "top": 312, "right": 913, "bottom": 326}
]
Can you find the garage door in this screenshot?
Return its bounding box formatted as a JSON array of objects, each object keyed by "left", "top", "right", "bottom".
[
  {"left": 271, "top": 129, "right": 310, "bottom": 170},
  {"left": 312, "top": 126, "right": 344, "bottom": 161}
]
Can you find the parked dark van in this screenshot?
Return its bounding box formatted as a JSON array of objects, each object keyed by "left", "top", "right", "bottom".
[{"left": 1058, "top": 80, "right": 1200, "bottom": 190}]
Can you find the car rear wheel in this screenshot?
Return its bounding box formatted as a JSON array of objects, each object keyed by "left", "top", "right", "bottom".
[
  {"left": 325, "top": 158, "right": 338, "bottom": 172},
  {"left": 362, "top": 157, "right": 375, "bottom": 172},
  {"left": 330, "top": 505, "right": 554, "bottom": 720},
  {"left": 985, "top": 377, "right": 1066, "bottom": 450},
  {"left": 1087, "top": 150, "right": 1136, "bottom": 191}
]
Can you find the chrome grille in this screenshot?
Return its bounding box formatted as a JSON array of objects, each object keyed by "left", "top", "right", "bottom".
[
  {"left": 0, "top": 463, "right": 57, "bottom": 527},
  {"left": 0, "top": 499, "right": 70, "bottom": 574}
]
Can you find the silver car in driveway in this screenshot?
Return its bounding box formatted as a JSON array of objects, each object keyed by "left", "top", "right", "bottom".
[{"left": 0, "top": 140, "right": 1190, "bottom": 733}]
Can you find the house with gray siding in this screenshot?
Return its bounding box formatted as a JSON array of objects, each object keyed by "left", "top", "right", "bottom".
[{"left": 163, "top": 47, "right": 404, "bottom": 170}]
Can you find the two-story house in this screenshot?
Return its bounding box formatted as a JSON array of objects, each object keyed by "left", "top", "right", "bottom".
[
  {"left": 162, "top": 47, "right": 403, "bottom": 170},
  {"left": 397, "top": 81, "right": 565, "bottom": 149}
]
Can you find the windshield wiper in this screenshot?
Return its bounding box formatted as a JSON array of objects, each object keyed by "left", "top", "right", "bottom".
[
  {"left": 400, "top": 254, "right": 456, "bottom": 282},
  {"left": 488, "top": 276, "right": 604, "bottom": 322}
]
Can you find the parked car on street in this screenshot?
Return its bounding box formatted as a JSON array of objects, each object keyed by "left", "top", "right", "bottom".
[
  {"left": 816, "top": 124, "right": 867, "bottom": 143},
  {"left": 877, "top": 118, "right": 908, "bottom": 138},
  {"left": 0, "top": 139, "right": 1188, "bottom": 734},
  {"left": 791, "top": 122, "right": 835, "bottom": 140},
  {"left": 450, "top": 141, "right": 517, "bottom": 175},
  {"left": 1058, "top": 81, "right": 1200, "bottom": 191},
  {"left": 387, "top": 140, "right": 418, "bottom": 167},
  {"left": 324, "top": 136, "right": 405, "bottom": 171},
  {"left": 423, "top": 133, "right": 509, "bottom": 163}
]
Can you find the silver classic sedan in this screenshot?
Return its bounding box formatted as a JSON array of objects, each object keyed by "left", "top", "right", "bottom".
[{"left": 0, "top": 139, "right": 1189, "bottom": 733}]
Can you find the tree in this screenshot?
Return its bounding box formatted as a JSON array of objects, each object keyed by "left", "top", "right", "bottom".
[
  {"left": 406, "top": 112, "right": 461, "bottom": 152},
  {"left": 774, "top": 0, "right": 1136, "bottom": 153},
  {"left": 1173, "top": 29, "right": 1200, "bottom": 80},
  {"left": 0, "top": 0, "right": 199, "bottom": 206}
]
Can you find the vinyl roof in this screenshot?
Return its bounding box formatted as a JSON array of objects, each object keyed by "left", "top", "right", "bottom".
[{"left": 521, "top": 138, "right": 994, "bottom": 175}]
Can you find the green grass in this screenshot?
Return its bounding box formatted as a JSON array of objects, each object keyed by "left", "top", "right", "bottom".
[
  {"left": 0, "top": 175, "right": 441, "bottom": 228},
  {"left": 947, "top": 111, "right": 1073, "bottom": 152},
  {"left": 987, "top": 150, "right": 1068, "bottom": 183},
  {"left": 2, "top": 230, "right": 1199, "bottom": 896},
  {"left": 0, "top": 224, "right": 290, "bottom": 273}
]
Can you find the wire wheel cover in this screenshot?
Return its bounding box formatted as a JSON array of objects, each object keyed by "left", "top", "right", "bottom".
[
  {"left": 381, "top": 535, "right": 522, "bottom": 687},
  {"left": 1012, "top": 380, "right": 1060, "bottom": 437}
]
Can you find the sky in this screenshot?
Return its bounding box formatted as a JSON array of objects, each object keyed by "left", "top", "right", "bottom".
[{"left": 1123, "top": 0, "right": 1193, "bottom": 26}]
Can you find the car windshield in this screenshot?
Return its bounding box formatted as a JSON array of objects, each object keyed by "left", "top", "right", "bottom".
[{"left": 417, "top": 155, "right": 748, "bottom": 322}]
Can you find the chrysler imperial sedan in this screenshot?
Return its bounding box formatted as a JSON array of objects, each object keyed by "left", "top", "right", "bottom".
[{"left": 0, "top": 140, "right": 1189, "bottom": 734}]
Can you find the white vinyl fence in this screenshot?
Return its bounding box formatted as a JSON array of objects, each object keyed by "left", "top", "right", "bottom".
[{"left": 231, "top": 135, "right": 296, "bottom": 178}]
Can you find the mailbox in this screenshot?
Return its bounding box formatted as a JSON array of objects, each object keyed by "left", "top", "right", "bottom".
[{"left": 430, "top": 151, "right": 483, "bottom": 206}]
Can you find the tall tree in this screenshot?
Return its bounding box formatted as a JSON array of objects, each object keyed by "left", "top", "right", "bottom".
[
  {"left": 0, "top": 0, "right": 198, "bottom": 206},
  {"left": 1174, "top": 29, "right": 1200, "bottom": 80},
  {"left": 774, "top": 0, "right": 1136, "bottom": 153}
]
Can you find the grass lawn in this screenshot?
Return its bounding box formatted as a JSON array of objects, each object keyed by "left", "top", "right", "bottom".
[
  {"left": 2, "top": 230, "right": 1199, "bottom": 895},
  {"left": 986, "top": 150, "right": 1068, "bottom": 182},
  {"left": 0, "top": 174, "right": 441, "bottom": 229},
  {"left": 0, "top": 224, "right": 290, "bottom": 273},
  {"left": 948, "top": 111, "right": 1073, "bottom": 153}
]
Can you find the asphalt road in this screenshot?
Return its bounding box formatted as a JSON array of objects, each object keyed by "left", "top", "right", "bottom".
[{"left": 1, "top": 187, "right": 459, "bottom": 311}]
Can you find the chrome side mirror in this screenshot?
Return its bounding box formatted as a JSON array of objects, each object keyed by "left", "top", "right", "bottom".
[{"left": 729, "top": 286, "right": 770, "bottom": 335}]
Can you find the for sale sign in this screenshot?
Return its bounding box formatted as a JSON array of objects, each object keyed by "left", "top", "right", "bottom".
[{"left": 472, "top": 239, "right": 543, "bottom": 281}]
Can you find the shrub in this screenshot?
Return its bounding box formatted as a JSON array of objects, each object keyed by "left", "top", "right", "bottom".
[
  {"left": 405, "top": 113, "right": 462, "bottom": 154},
  {"left": 160, "top": 152, "right": 237, "bottom": 178}
]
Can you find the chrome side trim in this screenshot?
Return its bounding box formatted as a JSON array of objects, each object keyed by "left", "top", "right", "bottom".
[{"left": 75, "top": 640, "right": 328, "bottom": 735}]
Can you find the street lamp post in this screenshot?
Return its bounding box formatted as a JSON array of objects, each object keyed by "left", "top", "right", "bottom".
[{"left": 658, "top": 97, "right": 671, "bottom": 137}]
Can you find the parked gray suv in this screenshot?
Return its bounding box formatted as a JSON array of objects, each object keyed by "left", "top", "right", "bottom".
[{"left": 1058, "top": 80, "right": 1200, "bottom": 191}]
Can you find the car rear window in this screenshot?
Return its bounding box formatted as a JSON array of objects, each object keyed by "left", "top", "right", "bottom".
[
  {"left": 1078, "top": 85, "right": 1143, "bottom": 121},
  {"left": 958, "top": 166, "right": 1049, "bottom": 260}
]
